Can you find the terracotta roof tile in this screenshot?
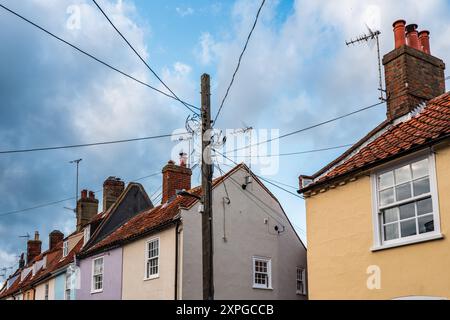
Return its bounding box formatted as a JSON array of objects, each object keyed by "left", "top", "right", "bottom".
[
  {"left": 0, "top": 236, "right": 83, "bottom": 299},
  {"left": 80, "top": 164, "right": 247, "bottom": 257},
  {"left": 301, "top": 92, "right": 450, "bottom": 191}
]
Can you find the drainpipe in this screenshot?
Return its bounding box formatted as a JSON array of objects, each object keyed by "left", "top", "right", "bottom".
[{"left": 174, "top": 221, "right": 180, "bottom": 300}]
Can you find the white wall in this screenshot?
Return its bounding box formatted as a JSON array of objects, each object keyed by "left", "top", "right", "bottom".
[
  {"left": 181, "top": 167, "right": 307, "bottom": 300},
  {"left": 35, "top": 278, "right": 55, "bottom": 300}
]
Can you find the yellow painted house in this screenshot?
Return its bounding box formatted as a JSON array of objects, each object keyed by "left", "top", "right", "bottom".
[{"left": 298, "top": 20, "right": 449, "bottom": 300}]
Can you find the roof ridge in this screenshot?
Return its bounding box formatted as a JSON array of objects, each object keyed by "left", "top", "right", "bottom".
[{"left": 300, "top": 91, "right": 450, "bottom": 192}]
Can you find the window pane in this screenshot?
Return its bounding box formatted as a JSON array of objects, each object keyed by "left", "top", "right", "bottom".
[
  {"left": 412, "top": 159, "right": 428, "bottom": 179},
  {"left": 380, "top": 188, "right": 394, "bottom": 206},
  {"left": 395, "top": 165, "right": 411, "bottom": 184},
  {"left": 399, "top": 203, "right": 415, "bottom": 220},
  {"left": 413, "top": 178, "right": 430, "bottom": 196},
  {"left": 418, "top": 215, "right": 434, "bottom": 234},
  {"left": 400, "top": 219, "right": 417, "bottom": 237},
  {"left": 379, "top": 171, "right": 394, "bottom": 189},
  {"left": 417, "top": 198, "right": 433, "bottom": 216},
  {"left": 383, "top": 207, "right": 398, "bottom": 223},
  {"left": 384, "top": 223, "right": 399, "bottom": 241},
  {"left": 396, "top": 182, "right": 412, "bottom": 201}
]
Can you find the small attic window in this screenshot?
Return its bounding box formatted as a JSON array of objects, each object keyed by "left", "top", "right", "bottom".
[
  {"left": 63, "top": 240, "right": 69, "bottom": 258},
  {"left": 83, "top": 225, "right": 91, "bottom": 247}
]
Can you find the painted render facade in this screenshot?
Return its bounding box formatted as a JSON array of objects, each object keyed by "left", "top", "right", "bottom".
[
  {"left": 181, "top": 167, "right": 306, "bottom": 300},
  {"left": 119, "top": 166, "right": 307, "bottom": 300},
  {"left": 77, "top": 247, "right": 123, "bottom": 300},
  {"left": 305, "top": 143, "right": 450, "bottom": 299}
]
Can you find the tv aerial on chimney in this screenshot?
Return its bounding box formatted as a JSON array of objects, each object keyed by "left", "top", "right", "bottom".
[{"left": 346, "top": 25, "right": 386, "bottom": 102}]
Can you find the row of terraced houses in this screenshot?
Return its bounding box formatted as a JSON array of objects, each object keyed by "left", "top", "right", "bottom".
[
  {"left": 1, "top": 19, "right": 450, "bottom": 300},
  {"left": 0, "top": 161, "right": 307, "bottom": 300}
]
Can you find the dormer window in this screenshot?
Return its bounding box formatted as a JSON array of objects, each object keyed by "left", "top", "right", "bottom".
[
  {"left": 63, "top": 240, "right": 69, "bottom": 258},
  {"left": 83, "top": 225, "right": 91, "bottom": 247}
]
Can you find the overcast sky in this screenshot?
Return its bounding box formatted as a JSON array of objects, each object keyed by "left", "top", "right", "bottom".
[{"left": 1, "top": 0, "right": 449, "bottom": 277}]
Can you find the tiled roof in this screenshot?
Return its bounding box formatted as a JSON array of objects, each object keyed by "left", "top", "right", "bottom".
[
  {"left": 0, "top": 236, "right": 83, "bottom": 299},
  {"left": 82, "top": 182, "right": 150, "bottom": 251},
  {"left": 80, "top": 164, "right": 247, "bottom": 257},
  {"left": 300, "top": 92, "right": 450, "bottom": 192}
]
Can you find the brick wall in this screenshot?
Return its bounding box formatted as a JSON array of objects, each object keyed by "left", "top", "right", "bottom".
[
  {"left": 383, "top": 45, "right": 445, "bottom": 120},
  {"left": 162, "top": 160, "right": 192, "bottom": 203}
]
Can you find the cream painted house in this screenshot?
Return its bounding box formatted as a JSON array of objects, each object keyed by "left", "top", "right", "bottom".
[
  {"left": 79, "top": 161, "right": 307, "bottom": 300},
  {"left": 298, "top": 20, "right": 449, "bottom": 300},
  {"left": 34, "top": 278, "right": 56, "bottom": 301}
]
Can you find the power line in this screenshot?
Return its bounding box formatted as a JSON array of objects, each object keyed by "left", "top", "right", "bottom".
[
  {"left": 91, "top": 0, "right": 199, "bottom": 115},
  {"left": 0, "top": 3, "right": 198, "bottom": 111},
  {"left": 213, "top": 0, "right": 266, "bottom": 124},
  {"left": 214, "top": 150, "right": 304, "bottom": 200},
  {"left": 257, "top": 175, "right": 304, "bottom": 200},
  {"left": 0, "top": 172, "right": 161, "bottom": 218},
  {"left": 219, "top": 160, "right": 299, "bottom": 190},
  {"left": 231, "top": 144, "right": 354, "bottom": 158},
  {"left": 0, "top": 132, "right": 188, "bottom": 155},
  {"left": 224, "top": 101, "right": 385, "bottom": 154}
]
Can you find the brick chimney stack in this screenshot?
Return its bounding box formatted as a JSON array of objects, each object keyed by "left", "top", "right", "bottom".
[
  {"left": 27, "top": 231, "right": 42, "bottom": 264},
  {"left": 76, "top": 190, "right": 99, "bottom": 232},
  {"left": 49, "top": 230, "right": 64, "bottom": 250},
  {"left": 161, "top": 158, "right": 192, "bottom": 204},
  {"left": 103, "top": 177, "right": 125, "bottom": 212},
  {"left": 383, "top": 20, "right": 446, "bottom": 120}
]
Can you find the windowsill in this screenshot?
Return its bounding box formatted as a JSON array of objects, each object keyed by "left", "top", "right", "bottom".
[
  {"left": 252, "top": 286, "right": 273, "bottom": 291},
  {"left": 144, "top": 275, "right": 160, "bottom": 281},
  {"left": 91, "top": 289, "right": 103, "bottom": 295},
  {"left": 371, "top": 233, "right": 444, "bottom": 252}
]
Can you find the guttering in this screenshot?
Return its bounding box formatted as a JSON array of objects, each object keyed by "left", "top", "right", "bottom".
[{"left": 299, "top": 134, "right": 450, "bottom": 194}]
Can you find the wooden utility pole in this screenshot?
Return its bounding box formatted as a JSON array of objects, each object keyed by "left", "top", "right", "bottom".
[{"left": 201, "top": 73, "right": 214, "bottom": 300}]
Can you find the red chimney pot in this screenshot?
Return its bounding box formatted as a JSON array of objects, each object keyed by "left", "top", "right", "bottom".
[
  {"left": 406, "top": 24, "right": 420, "bottom": 50},
  {"left": 419, "top": 30, "right": 431, "bottom": 54},
  {"left": 81, "top": 189, "right": 88, "bottom": 199},
  {"left": 393, "top": 19, "right": 406, "bottom": 49}
]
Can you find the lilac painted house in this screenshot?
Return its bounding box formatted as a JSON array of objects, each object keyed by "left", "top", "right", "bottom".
[
  {"left": 77, "top": 248, "right": 123, "bottom": 300},
  {"left": 76, "top": 178, "right": 152, "bottom": 300}
]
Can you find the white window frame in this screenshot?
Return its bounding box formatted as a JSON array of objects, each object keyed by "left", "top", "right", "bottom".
[
  {"left": 144, "top": 237, "right": 160, "bottom": 280},
  {"left": 64, "top": 272, "right": 71, "bottom": 300},
  {"left": 44, "top": 283, "right": 49, "bottom": 300},
  {"left": 296, "top": 267, "right": 307, "bottom": 295},
  {"left": 83, "top": 225, "right": 91, "bottom": 247},
  {"left": 62, "top": 240, "right": 69, "bottom": 258},
  {"left": 371, "top": 152, "right": 442, "bottom": 251},
  {"left": 91, "top": 256, "right": 104, "bottom": 294},
  {"left": 252, "top": 256, "right": 272, "bottom": 290}
]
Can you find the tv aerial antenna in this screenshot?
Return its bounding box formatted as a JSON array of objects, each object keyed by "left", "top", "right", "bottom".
[
  {"left": 346, "top": 25, "right": 386, "bottom": 102},
  {"left": 68, "top": 159, "right": 82, "bottom": 214},
  {"left": 19, "top": 233, "right": 30, "bottom": 241},
  {"left": 0, "top": 266, "right": 13, "bottom": 279}
]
